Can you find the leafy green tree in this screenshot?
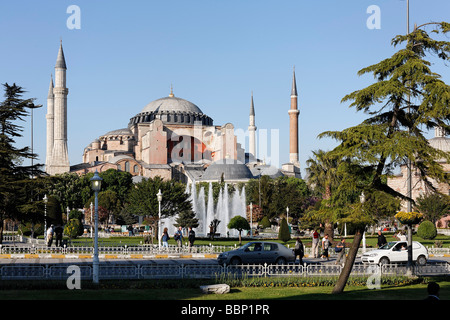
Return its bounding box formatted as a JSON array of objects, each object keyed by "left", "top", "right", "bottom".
[
  {"left": 64, "top": 218, "right": 83, "bottom": 239},
  {"left": 417, "top": 220, "right": 437, "bottom": 240},
  {"left": 278, "top": 217, "right": 290, "bottom": 243},
  {"left": 126, "top": 176, "right": 193, "bottom": 237},
  {"left": 175, "top": 209, "right": 199, "bottom": 229},
  {"left": 321, "top": 22, "right": 450, "bottom": 294},
  {"left": 0, "top": 83, "right": 42, "bottom": 243},
  {"left": 228, "top": 216, "right": 250, "bottom": 245},
  {"left": 415, "top": 192, "right": 450, "bottom": 224}
]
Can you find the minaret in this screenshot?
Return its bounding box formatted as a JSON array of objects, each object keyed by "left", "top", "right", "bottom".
[
  {"left": 248, "top": 91, "right": 257, "bottom": 160},
  {"left": 48, "top": 41, "right": 70, "bottom": 175},
  {"left": 282, "top": 67, "right": 301, "bottom": 178},
  {"left": 45, "top": 75, "right": 54, "bottom": 171},
  {"left": 289, "top": 67, "right": 300, "bottom": 164}
]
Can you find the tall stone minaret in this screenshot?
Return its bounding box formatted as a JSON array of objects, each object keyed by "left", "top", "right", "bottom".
[
  {"left": 289, "top": 67, "right": 299, "bottom": 164},
  {"left": 45, "top": 75, "right": 54, "bottom": 170},
  {"left": 48, "top": 41, "right": 70, "bottom": 175},
  {"left": 248, "top": 91, "right": 257, "bottom": 160},
  {"left": 282, "top": 67, "right": 301, "bottom": 178}
]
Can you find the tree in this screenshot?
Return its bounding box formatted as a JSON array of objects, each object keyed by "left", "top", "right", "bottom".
[
  {"left": 305, "top": 150, "right": 342, "bottom": 239},
  {"left": 0, "top": 83, "right": 42, "bottom": 243},
  {"left": 278, "top": 218, "right": 290, "bottom": 243},
  {"left": 175, "top": 210, "right": 199, "bottom": 229},
  {"left": 126, "top": 176, "right": 193, "bottom": 236},
  {"left": 415, "top": 192, "right": 450, "bottom": 224},
  {"left": 64, "top": 218, "right": 83, "bottom": 239},
  {"left": 228, "top": 216, "right": 250, "bottom": 245},
  {"left": 320, "top": 22, "right": 450, "bottom": 294}
]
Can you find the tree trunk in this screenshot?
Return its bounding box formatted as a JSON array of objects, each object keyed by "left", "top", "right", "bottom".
[
  {"left": 332, "top": 227, "right": 365, "bottom": 294},
  {"left": 324, "top": 220, "right": 334, "bottom": 242}
]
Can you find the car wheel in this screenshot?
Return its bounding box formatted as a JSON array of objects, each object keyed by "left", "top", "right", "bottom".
[
  {"left": 230, "top": 257, "right": 241, "bottom": 265},
  {"left": 417, "top": 255, "right": 427, "bottom": 266},
  {"left": 276, "top": 257, "right": 287, "bottom": 265},
  {"left": 379, "top": 257, "right": 390, "bottom": 265}
]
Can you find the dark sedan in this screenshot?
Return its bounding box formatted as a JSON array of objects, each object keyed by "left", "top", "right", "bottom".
[{"left": 217, "top": 241, "right": 295, "bottom": 266}]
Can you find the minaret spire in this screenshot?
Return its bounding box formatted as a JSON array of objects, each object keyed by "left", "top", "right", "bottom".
[
  {"left": 289, "top": 66, "right": 299, "bottom": 164},
  {"left": 291, "top": 66, "right": 297, "bottom": 97},
  {"left": 248, "top": 91, "right": 257, "bottom": 159}
]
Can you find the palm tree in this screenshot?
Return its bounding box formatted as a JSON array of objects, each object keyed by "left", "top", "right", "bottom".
[{"left": 305, "top": 150, "right": 341, "bottom": 238}]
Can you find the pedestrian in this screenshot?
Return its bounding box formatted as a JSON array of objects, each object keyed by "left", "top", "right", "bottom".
[
  {"left": 377, "top": 230, "right": 387, "bottom": 248},
  {"left": 161, "top": 227, "right": 169, "bottom": 248},
  {"left": 127, "top": 225, "right": 133, "bottom": 236},
  {"left": 46, "top": 225, "right": 54, "bottom": 247},
  {"left": 188, "top": 227, "right": 196, "bottom": 252},
  {"left": 321, "top": 234, "right": 330, "bottom": 260},
  {"left": 334, "top": 238, "right": 346, "bottom": 265},
  {"left": 294, "top": 238, "right": 304, "bottom": 265},
  {"left": 54, "top": 225, "right": 63, "bottom": 247},
  {"left": 311, "top": 229, "right": 320, "bottom": 258},
  {"left": 175, "top": 226, "right": 183, "bottom": 248},
  {"left": 424, "top": 282, "right": 440, "bottom": 300},
  {"left": 396, "top": 231, "right": 407, "bottom": 241}
]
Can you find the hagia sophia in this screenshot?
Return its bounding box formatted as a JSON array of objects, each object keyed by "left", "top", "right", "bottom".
[{"left": 45, "top": 42, "right": 302, "bottom": 183}]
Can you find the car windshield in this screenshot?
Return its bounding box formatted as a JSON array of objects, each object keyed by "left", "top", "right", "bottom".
[{"left": 379, "top": 241, "right": 397, "bottom": 250}]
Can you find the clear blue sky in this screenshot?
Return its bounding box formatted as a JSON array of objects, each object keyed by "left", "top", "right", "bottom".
[{"left": 1, "top": 0, "right": 449, "bottom": 178}]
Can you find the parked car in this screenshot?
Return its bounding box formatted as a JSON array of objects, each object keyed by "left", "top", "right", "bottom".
[
  {"left": 361, "top": 241, "right": 428, "bottom": 265},
  {"left": 217, "top": 241, "right": 295, "bottom": 266}
]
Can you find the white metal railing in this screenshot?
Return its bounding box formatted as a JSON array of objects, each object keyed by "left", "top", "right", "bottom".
[{"left": 1, "top": 262, "right": 448, "bottom": 280}]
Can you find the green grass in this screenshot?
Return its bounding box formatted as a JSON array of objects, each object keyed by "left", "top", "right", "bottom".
[
  {"left": 1, "top": 277, "right": 448, "bottom": 300},
  {"left": 65, "top": 233, "right": 450, "bottom": 249},
  {"left": 0, "top": 281, "right": 448, "bottom": 300}
]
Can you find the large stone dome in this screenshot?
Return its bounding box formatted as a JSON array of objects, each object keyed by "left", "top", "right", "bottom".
[
  {"left": 128, "top": 93, "right": 213, "bottom": 127},
  {"left": 428, "top": 137, "right": 450, "bottom": 154},
  {"left": 141, "top": 96, "right": 203, "bottom": 114}
]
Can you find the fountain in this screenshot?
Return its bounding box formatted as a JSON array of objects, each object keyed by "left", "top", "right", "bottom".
[{"left": 186, "top": 182, "right": 247, "bottom": 238}]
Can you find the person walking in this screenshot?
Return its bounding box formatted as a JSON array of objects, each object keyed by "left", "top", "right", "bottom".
[
  {"left": 188, "top": 227, "right": 196, "bottom": 252},
  {"left": 175, "top": 226, "right": 183, "bottom": 248},
  {"left": 161, "top": 227, "right": 169, "bottom": 248},
  {"left": 335, "top": 238, "right": 346, "bottom": 265},
  {"left": 294, "top": 238, "right": 304, "bottom": 265},
  {"left": 377, "top": 230, "right": 387, "bottom": 247},
  {"left": 321, "top": 234, "right": 330, "bottom": 260},
  {"left": 311, "top": 229, "right": 320, "bottom": 258},
  {"left": 54, "top": 225, "right": 63, "bottom": 247},
  {"left": 46, "top": 225, "right": 54, "bottom": 247}
]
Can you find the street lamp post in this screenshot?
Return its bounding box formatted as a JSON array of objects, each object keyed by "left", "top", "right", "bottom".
[
  {"left": 157, "top": 189, "right": 163, "bottom": 250},
  {"left": 90, "top": 202, "right": 93, "bottom": 238},
  {"left": 90, "top": 170, "right": 102, "bottom": 284},
  {"left": 249, "top": 202, "right": 253, "bottom": 237},
  {"left": 286, "top": 206, "right": 290, "bottom": 234},
  {"left": 43, "top": 194, "right": 48, "bottom": 241}
]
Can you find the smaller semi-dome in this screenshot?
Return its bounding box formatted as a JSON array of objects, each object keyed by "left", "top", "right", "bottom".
[{"left": 201, "top": 159, "right": 254, "bottom": 182}]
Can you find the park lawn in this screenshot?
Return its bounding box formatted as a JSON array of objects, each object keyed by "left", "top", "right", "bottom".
[
  {"left": 66, "top": 233, "right": 450, "bottom": 249},
  {"left": 0, "top": 280, "right": 448, "bottom": 300}
]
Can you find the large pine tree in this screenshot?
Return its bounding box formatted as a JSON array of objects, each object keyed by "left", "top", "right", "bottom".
[
  {"left": 319, "top": 22, "right": 450, "bottom": 293},
  {"left": 0, "top": 83, "right": 42, "bottom": 242}
]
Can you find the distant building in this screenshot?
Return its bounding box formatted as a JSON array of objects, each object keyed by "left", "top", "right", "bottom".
[{"left": 388, "top": 127, "right": 450, "bottom": 219}]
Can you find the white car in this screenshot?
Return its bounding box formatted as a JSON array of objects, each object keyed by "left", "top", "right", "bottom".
[{"left": 361, "top": 241, "right": 428, "bottom": 265}]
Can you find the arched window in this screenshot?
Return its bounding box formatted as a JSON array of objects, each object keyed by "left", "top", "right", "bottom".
[
  {"left": 134, "top": 165, "right": 139, "bottom": 173},
  {"left": 117, "top": 164, "right": 121, "bottom": 171},
  {"left": 125, "top": 161, "right": 130, "bottom": 172}
]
